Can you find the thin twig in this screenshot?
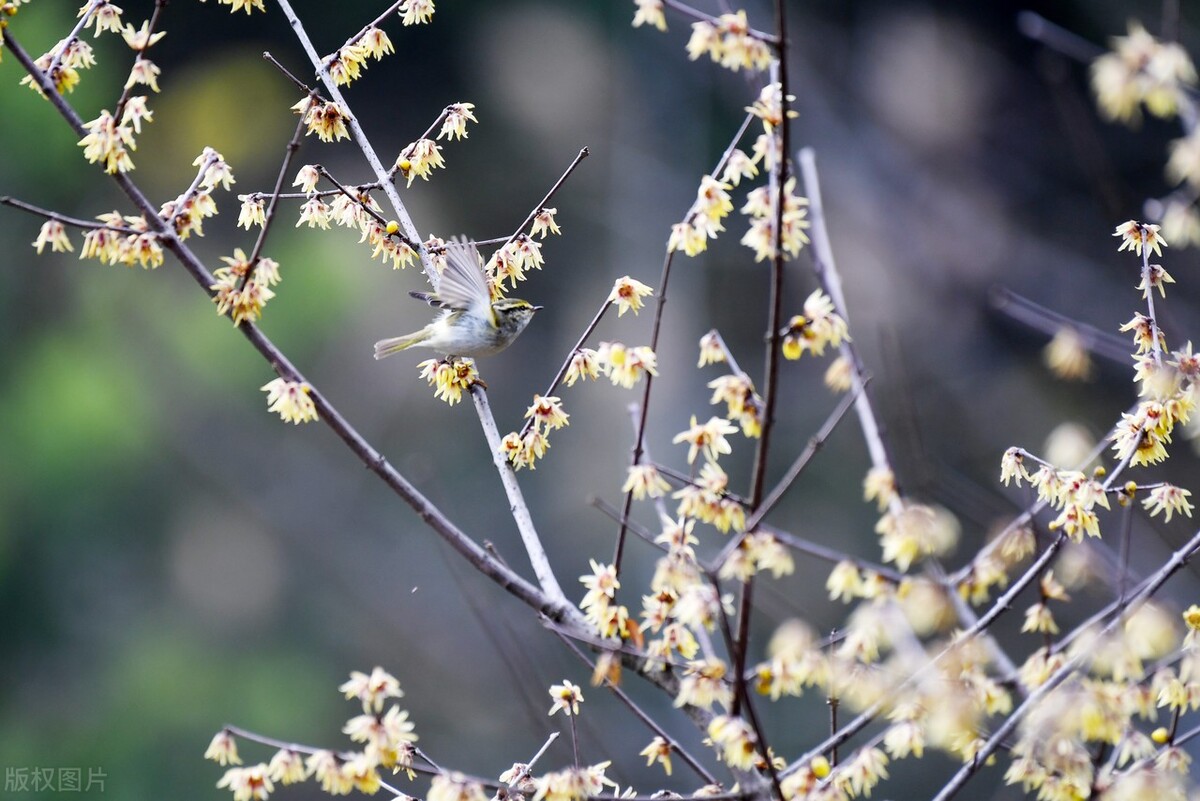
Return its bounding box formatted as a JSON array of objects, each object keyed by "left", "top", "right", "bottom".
[
  {"left": 274, "top": 0, "right": 433, "bottom": 279},
  {"left": 388, "top": 107, "right": 453, "bottom": 179},
  {"left": 472, "top": 384, "right": 569, "bottom": 602},
  {"left": 799, "top": 148, "right": 901, "bottom": 515},
  {"left": 326, "top": 0, "right": 407, "bottom": 64},
  {"left": 112, "top": 0, "right": 167, "bottom": 125},
  {"left": 263, "top": 50, "right": 322, "bottom": 96},
  {"left": 496, "top": 147, "right": 590, "bottom": 253},
  {"left": 238, "top": 104, "right": 311, "bottom": 290},
  {"left": 710, "top": 385, "right": 861, "bottom": 572},
  {"left": 989, "top": 285, "right": 1133, "bottom": 365},
  {"left": 45, "top": 0, "right": 103, "bottom": 82},
  {"left": 0, "top": 196, "right": 139, "bottom": 234},
  {"left": 518, "top": 298, "right": 612, "bottom": 439},
  {"left": 313, "top": 164, "right": 419, "bottom": 250},
  {"left": 661, "top": 0, "right": 777, "bottom": 43}
]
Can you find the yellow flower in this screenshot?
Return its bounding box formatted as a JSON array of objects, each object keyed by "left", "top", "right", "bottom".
[
  {"left": 204, "top": 730, "right": 242, "bottom": 766},
  {"left": 121, "top": 20, "right": 166, "bottom": 51},
  {"left": 597, "top": 341, "right": 657, "bottom": 388},
  {"left": 438, "top": 102, "right": 478, "bottom": 141},
  {"left": 607, "top": 276, "right": 653, "bottom": 316},
  {"left": 1113, "top": 219, "right": 1167, "bottom": 257},
  {"left": 547, "top": 680, "right": 584, "bottom": 716},
  {"left": 339, "top": 666, "right": 403, "bottom": 713},
  {"left": 525, "top": 394, "right": 569, "bottom": 431},
  {"left": 530, "top": 207, "right": 561, "bottom": 239},
  {"left": 261, "top": 378, "right": 318, "bottom": 424},
  {"left": 706, "top": 715, "right": 758, "bottom": 770},
  {"left": 632, "top": 0, "right": 666, "bottom": 31},
  {"left": 216, "top": 764, "right": 273, "bottom": 801},
  {"left": 1143, "top": 483, "right": 1194, "bottom": 522},
  {"left": 1044, "top": 326, "right": 1093, "bottom": 380},
  {"left": 399, "top": 0, "right": 435, "bottom": 26},
  {"left": 32, "top": 219, "right": 73, "bottom": 254},
  {"left": 396, "top": 138, "right": 445, "bottom": 186},
  {"left": 697, "top": 331, "right": 726, "bottom": 367},
  {"left": 623, "top": 464, "right": 670, "bottom": 500},
  {"left": 672, "top": 415, "right": 737, "bottom": 465},
  {"left": 293, "top": 98, "right": 350, "bottom": 143},
  {"left": 266, "top": 750, "right": 306, "bottom": 785},
  {"left": 564, "top": 348, "right": 600, "bottom": 386},
  {"left": 78, "top": 110, "right": 135, "bottom": 173},
  {"left": 639, "top": 736, "right": 672, "bottom": 775}
]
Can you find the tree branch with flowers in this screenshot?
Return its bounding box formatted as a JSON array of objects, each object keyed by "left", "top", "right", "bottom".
[{"left": 9, "top": 1, "right": 1200, "bottom": 801}]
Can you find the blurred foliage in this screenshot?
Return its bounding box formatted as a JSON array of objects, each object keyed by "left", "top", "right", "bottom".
[{"left": 4, "top": 1, "right": 1200, "bottom": 800}]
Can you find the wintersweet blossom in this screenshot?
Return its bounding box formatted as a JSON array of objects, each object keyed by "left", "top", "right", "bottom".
[
  {"left": 781, "top": 289, "right": 848, "bottom": 358},
  {"left": 84, "top": 1, "right": 125, "bottom": 36},
  {"left": 1044, "top": 327, "right": 1093, "bottom": 380},
  {"left": 639, "top": 736, "right": 672, "bottom": 775},
  {"left": 213, "top": 0, "right": 266, "bottom": 14},
  {"left": 261, "top": 378, "right": 318, "bottom": 424},
  {"left": 1143, "top": 483, "right": 1194, "bottom": 521},
  {"left": 417, "top": 358, "right": 477, "bottom": 405},
  {"left": 1092, "top": 22, "right": 1196, "bottom": 122},
  {"left": 1114, "top": 219, "right": 1167, "bottom": 257},
  {"left": 631, "top": 0, "right": 666, "bottom": 32},
  {"left": 396, "top": 138, "right": 445, "bottom": 186},
  {"left": 607, "top": 276, "right": 653, "bottom": 316},
  {"left": 125, "top": 57, "right": 160, "bottom": 92},
  {"left": 672, "top": 415, "right": 738, "bottom": 465},
  {"left": 564, "top": 348, "right": 600, "bottom": 387},
  {"left": 674, "top": 658, "right": 732, "bottom": 710},
  {"left": 293, "top": 164, "right": 320, "bottom": 193},
  {"left": 121, "top": 20, "right": 165, "bottom": 51},
  {"left": 266, "top": 750, "right": 305, "bottom": 785},
  {"left": 438, "top": 103, "right": 477, "bottom": 141},
  {"left": 623, "top": 464, "right": 670, "bottom": 500},
  {"left": 697, "top": 331, "right": 725, "bottom": 367},
  {"left": 237, "top": 196, "right": 266, "bottom": 229},
  {"left": 293, "top": 99, "right": 350, "bottom": 142},
  {"left": 530, "top": 207, "right": 561, "bottom": 239},
  {"left": 746, "top": 82, "right": 798, "bottom": 131},
  {"left": 32, "top": 219, "right": 73, "bottom": 254},
  {"left": 340, "top": 666, "right": 403, "bottom": 713},
  {"left": 596, "top": 341, "right": 657, "bottom": 388},
  {"left": 205, "top": 730, "right": 242, "bottom": 766},
  {"left": 525, "top": 394, "right": 569, "bottom": 431},
  {"left": 78, "top": 110, "right": 135, "bottom": 173},
  {"left": 707, "top": 715, "right": 758, "bottom": 770},
  {"left": 211, "top": 249, "right": 280, "bottom": 325},
  {"left": 399, "top": 0, "right": 435, "bottom": 26},
  {"left": 547, "top": 680, "right": 583, "bottom": 716},
  {"left": 685, "top": 11, "right": 771, "bottom": 72},
  {"left": 500, "top": 428, "right": 550, "bottom": 471},
  {"left": 216, "top": 764, "right": 273, "bottom": 801}
]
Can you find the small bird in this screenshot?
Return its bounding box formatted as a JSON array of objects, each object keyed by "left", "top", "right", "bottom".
[{"left": 373, "top": 239, "right": 542, "bottom": 360}]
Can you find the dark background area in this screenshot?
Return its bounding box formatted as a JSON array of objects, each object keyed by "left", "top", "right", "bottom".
[{"left": 3, "top": 1, "right": 1200, "bottom": 799}]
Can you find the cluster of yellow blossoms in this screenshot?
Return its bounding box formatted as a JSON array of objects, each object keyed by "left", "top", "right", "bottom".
[
  {"left": 662, "top": 76, "right": 806, "bottom": 259},
  {"left": 499, "top": 277, "right": 656, "bottom": 469},
  {"left": 417, "top": 358, "right": 479, "bottom": 406},
  {"left": 205, "top": 667, "right": 419, "bottom": 800}
]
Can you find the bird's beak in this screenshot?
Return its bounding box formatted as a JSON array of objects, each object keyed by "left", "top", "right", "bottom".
[{"left": 532, "top": 305, "right": 544, "bottom": 311}]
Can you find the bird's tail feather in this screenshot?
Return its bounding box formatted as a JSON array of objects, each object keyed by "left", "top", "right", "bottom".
[{"left": 373, "top": 330, "right": 426, "bottom": 359}]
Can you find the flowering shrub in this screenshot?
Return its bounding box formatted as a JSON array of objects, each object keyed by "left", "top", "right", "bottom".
[{"left": 8, "top": 2, "right": 1200, "bottom": 801}]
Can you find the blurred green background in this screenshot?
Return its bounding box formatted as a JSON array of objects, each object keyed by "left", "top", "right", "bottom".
[{"left": 4, "top": 1, "right": 1200, "bottom": 799}]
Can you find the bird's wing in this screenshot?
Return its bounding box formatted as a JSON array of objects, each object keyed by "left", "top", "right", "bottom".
[{"left": 436, "top": 238, "right": 495, "bottom": 326}]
